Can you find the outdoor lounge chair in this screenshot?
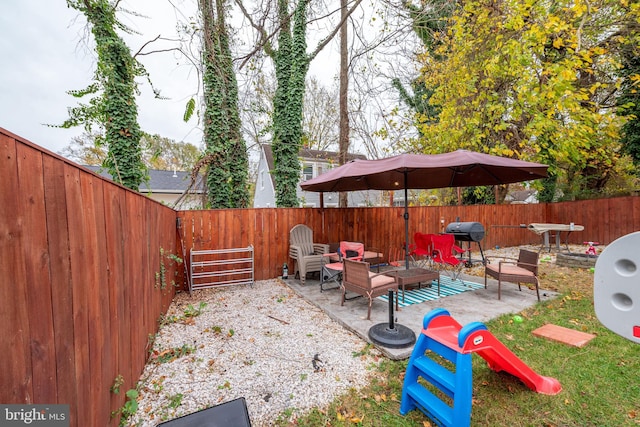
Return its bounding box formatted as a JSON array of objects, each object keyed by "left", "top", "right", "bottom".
[
  {"left": 289, "top": 224, "right": 329, "bottom": 284},
  {"left": 484, "top": 248, "right": 540, "bottom": 301},
  {"left": 409, "top": 232, "right": 434, "bottom": 267},
  {"left": 320, "top": 241, "right": 364, "bottom": 291},
  {"left": 387, "top": 244, "right": 406, "bottom": 268},
  {"left": 431, "top": 233, "right": 467, "bottom": 280},
  {"left": 341, "top": 258, "right": 399, "bottom": 320}
]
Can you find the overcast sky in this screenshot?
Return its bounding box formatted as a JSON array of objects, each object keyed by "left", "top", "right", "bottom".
[{"left": 0, "top": 0, "right": 203, "bottom": 155}]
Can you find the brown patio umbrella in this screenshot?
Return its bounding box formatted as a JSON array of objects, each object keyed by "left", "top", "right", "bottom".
[{"left": 301, "top": 150, "right": 548, "bottom": 268}]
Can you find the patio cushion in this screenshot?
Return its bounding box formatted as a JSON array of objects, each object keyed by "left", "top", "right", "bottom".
[
  {"left": 370, "top": 274, "right": 396, "bottom": 289},
  {"left": 487, "top": 264, "right": 534, "bottom": 277}
]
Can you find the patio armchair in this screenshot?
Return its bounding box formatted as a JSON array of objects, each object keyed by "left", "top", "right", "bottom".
[
  {"left": 484, "top": 249, "right": 540, "bottom": 301},
  {"left": 341, "top": 258, "right": 399, "bottom": 320},
  {"left": 289, "top": 224, "right": 330, "bottom": 284}
]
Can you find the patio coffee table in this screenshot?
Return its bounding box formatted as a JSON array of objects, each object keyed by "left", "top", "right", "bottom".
[{"left": 386, "top": 268, "right": 440, "bottom": 302}]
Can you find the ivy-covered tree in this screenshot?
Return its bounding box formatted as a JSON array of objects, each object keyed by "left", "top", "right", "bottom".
[
  {"left": 199, "top": 0, "right": 250, "bottom": 208},
  {"left": 238, "top": 0, "right": 364, "bottom": 207},
  {"left": 270, "top": 0, "right": 310, "bottom": 207},
  {"left": 63, "top": 0, "right": 146, "bottom": 190}
]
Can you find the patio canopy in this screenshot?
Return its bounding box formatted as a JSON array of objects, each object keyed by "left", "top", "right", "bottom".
[{"left": 300, "top": 150, "right": 549, "bottom": 193}]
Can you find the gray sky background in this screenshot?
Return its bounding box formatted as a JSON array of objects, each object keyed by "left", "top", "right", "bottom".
[{"left": 0, "top": 0, "right": 203, "bottom": 156}]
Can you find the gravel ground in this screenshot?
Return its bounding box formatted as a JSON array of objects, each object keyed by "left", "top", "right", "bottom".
[{"left": 127, "top": 279, "right": 382, "bottom": 426}]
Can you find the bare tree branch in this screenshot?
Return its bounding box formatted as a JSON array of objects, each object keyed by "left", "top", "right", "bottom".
[{"left": 308, "top": 0, "right": 366, "bottom": 61}]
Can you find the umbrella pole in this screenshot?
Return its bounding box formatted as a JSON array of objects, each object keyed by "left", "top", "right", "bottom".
[{"left": 404, "top": 173, "right": 410, "bottom": 270}]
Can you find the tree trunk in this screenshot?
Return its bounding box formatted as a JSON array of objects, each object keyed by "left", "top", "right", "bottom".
[{"left": 338, "top": 0, "right": 349, "bottom": 207}]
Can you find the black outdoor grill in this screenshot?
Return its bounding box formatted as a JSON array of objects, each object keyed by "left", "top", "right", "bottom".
[{"left": 445, "top": 221, "right": 486, "bottom": 266}]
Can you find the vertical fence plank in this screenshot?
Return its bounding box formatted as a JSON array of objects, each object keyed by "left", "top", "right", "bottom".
[
  {"left": 85, "top": 174, "right": 112, "bottom": 426},
  {"left": 103, "top": 183, "right": 128, "bottom": 424},
  {"left": 43, "top": 155, "right": 78, "bottom": 415},
  {"left": 0, "top": 134, "right": 33, "bottom": 403},
  {"left": 64, "top": 165, "right": 91, "bottom": 426},
  {"left": 16, "top": 144, "right": 58, "bottom": 403}
]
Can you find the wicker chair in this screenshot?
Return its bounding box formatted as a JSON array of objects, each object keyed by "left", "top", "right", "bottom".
[
  {"left": 484, "top": 249, "right": 540, "bottom": 301},
  {"left": 289, "top": 224, "right": 329, "bottom": 284},
  {"left": 341, "top": 258, "right": 399, "bottom": 320}
]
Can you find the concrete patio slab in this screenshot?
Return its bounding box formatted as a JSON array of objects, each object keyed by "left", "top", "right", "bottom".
[{"left": 283, "top": 272, "right": 559, "bottom": 360}]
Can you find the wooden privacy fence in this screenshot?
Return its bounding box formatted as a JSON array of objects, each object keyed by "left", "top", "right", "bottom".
[
  {"left": 177, "top": 197, "right": 640, "bottom": 283},
  {"left": 1, "top": 128, "right": 179, "bottom": 426},
  {"left": 3, "top": 126, "right": 640, "bottom": 426}
]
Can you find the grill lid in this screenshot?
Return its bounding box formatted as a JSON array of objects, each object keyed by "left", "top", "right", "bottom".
[{"left": 445, "top": 222, "right": 485, "bottom": 241}]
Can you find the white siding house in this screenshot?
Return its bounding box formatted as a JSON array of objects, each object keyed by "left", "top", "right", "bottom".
[{"left": 253, "top": 144, "right": 382, "bottom": 207}]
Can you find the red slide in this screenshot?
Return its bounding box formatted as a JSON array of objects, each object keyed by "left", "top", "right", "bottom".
[{"left": 424, "top": 313, "right": 562, "bottom": 395}]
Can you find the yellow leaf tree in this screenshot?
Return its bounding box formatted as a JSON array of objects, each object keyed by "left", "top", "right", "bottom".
[{"left": 413, "top": 0, "right": 638, "bottom": 201}]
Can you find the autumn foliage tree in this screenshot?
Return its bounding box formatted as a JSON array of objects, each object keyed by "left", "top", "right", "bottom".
[{"left": 412, "top": 0, "right": 639, "bottom": 200}]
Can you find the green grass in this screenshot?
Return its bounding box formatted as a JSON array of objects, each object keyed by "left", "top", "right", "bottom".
[{"left": 276, "top": 265, "right": 640, "bottom": 426}]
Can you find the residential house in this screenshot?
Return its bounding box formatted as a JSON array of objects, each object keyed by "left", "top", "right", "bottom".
[
  {"left": 84, "top": 165, "right": 204, "bottom": 208},
  {"left": 253, "top": 144, "right": 382, "bottom": 207}
]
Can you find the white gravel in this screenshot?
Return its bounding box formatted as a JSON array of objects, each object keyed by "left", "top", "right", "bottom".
[{"left": 127, "top": 279, "right": 382, "bottom": 426}]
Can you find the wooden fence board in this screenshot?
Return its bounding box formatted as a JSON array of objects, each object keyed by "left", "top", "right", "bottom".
[
  {"left": 43, "top": 155, "right": 77, "bottom": 412},
  {"left": 0, "top": 134, "right": 33, "bottom": 403},
  {"left": 64, "top": 165, "right": 91, "bottom": 426},
  {"left": 126, "top": 191, "right": 146, "bottom": 381},
  {"left": 80, "top": 171, "right": 109, "bottom": 427},
  {"left": 91, "top": 176, "right": 113, "bottom": 427},
  {"left": 17, "top": 144, "right": 58, "bottom": 403},
  {"left": 103, "top": 183, "right": 128, "bottom": 424}
]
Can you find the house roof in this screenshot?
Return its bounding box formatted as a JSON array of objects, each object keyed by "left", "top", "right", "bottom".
[
  {"left": 84, "top": 165, "right": 202, "bottom": 194},
  {"left": 505, "top": 189, "right": 536, "bottom": 203}
]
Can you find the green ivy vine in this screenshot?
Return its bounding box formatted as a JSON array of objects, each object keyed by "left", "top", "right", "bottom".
[
  {"left": 271, "top": 0, "right": 310, "bottom": 207},
  {"left": 200, "top": 0, "right": 250, "bottom": 208},
  {"left": 63, "top": 0, "right": 146, "bottom": 191}
]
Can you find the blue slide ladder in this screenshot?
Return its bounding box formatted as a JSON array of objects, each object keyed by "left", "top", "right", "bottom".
[{"left": 400, "top": 308, "right": 486, "bottom": 427}]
